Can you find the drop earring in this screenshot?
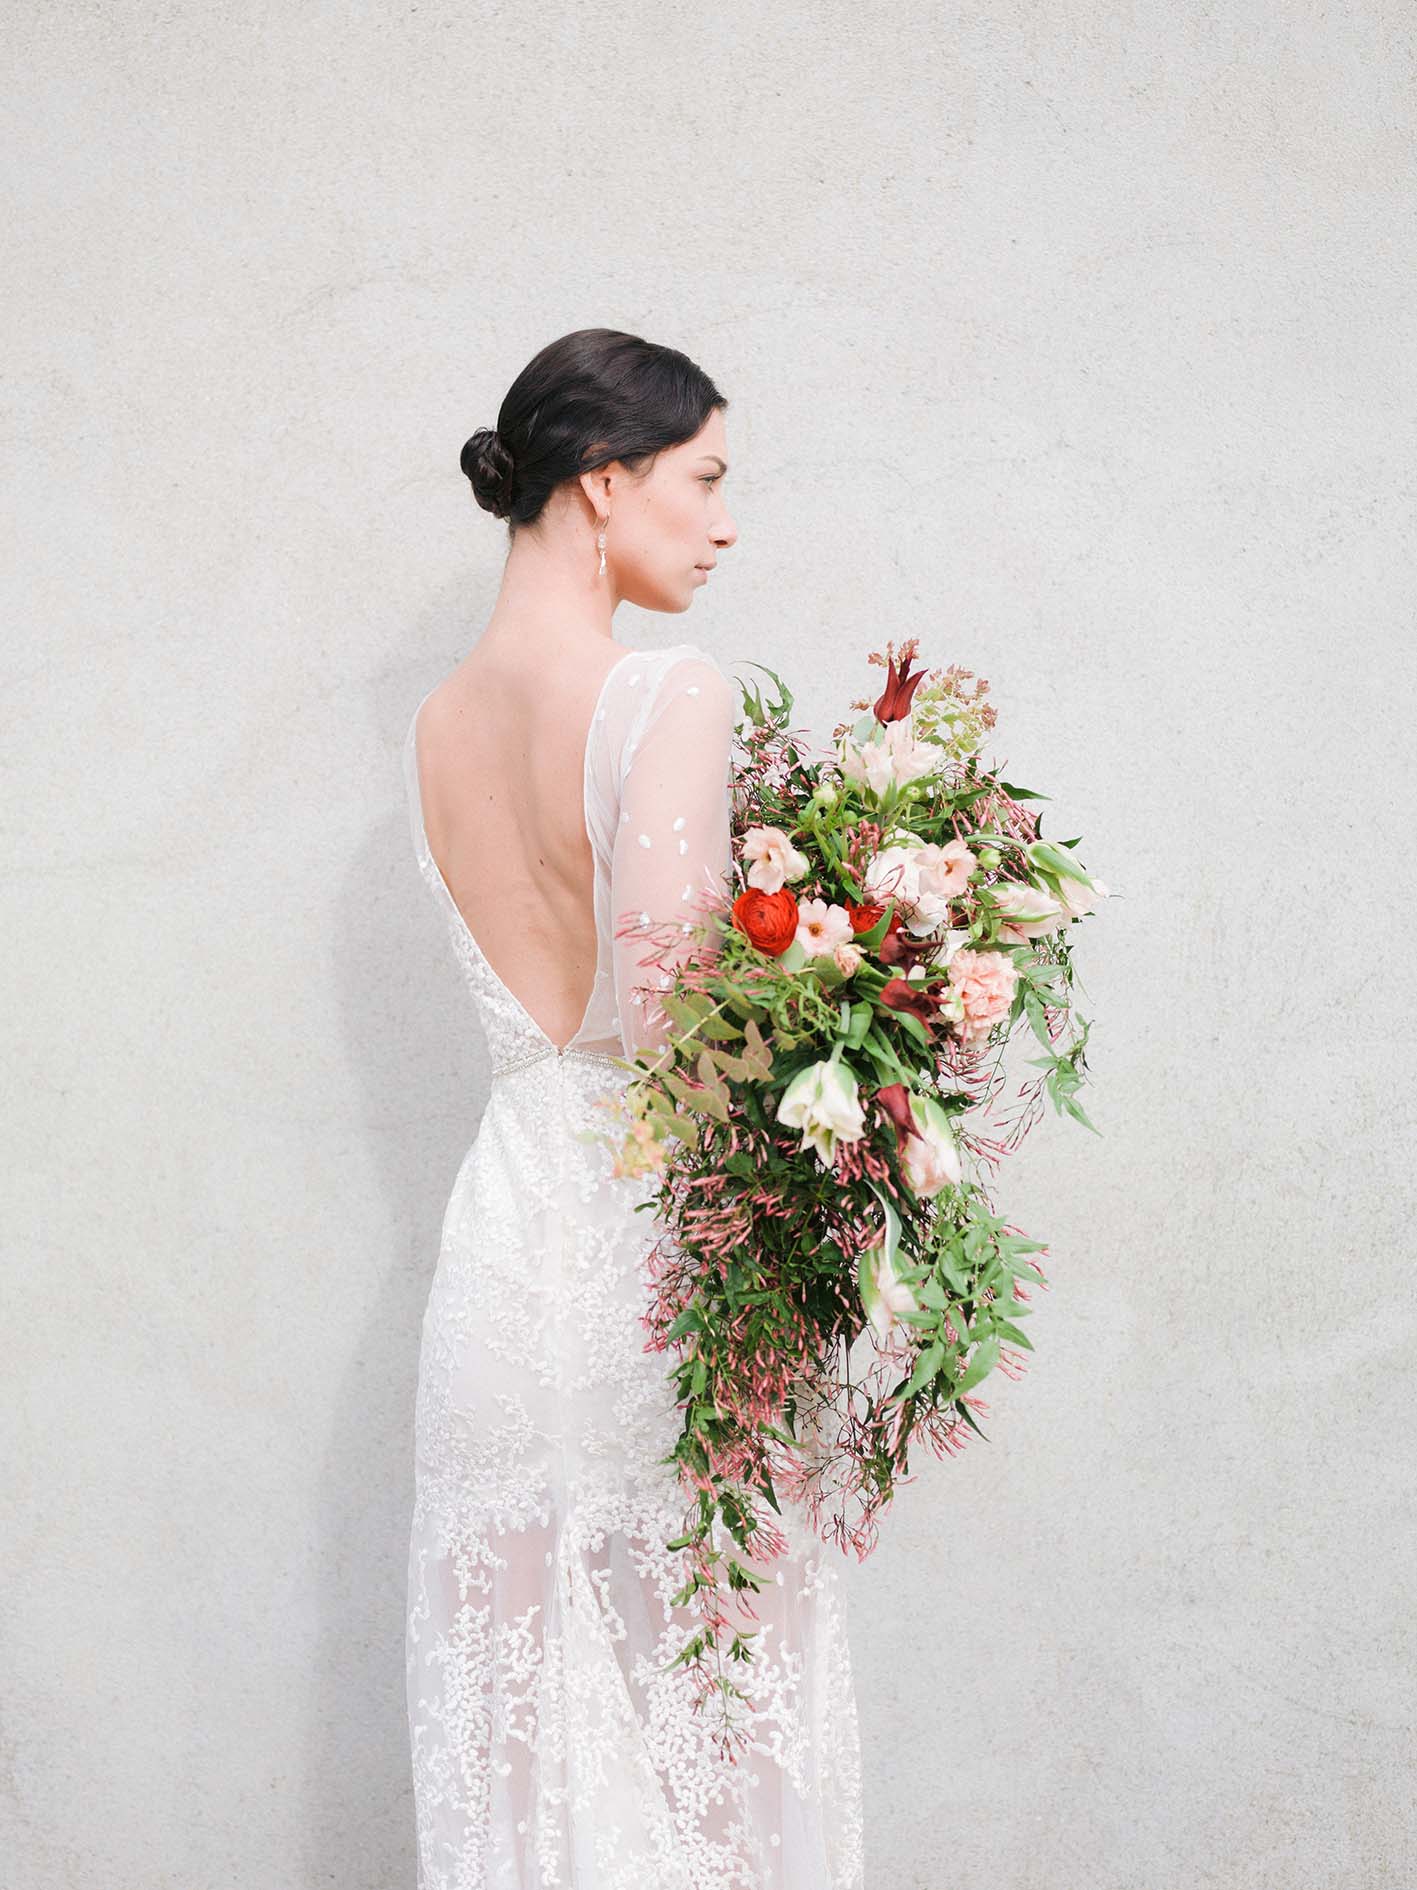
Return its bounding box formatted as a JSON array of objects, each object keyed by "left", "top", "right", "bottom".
[{"left": 596, "top": 517, "right": 608, "bottom": 577}]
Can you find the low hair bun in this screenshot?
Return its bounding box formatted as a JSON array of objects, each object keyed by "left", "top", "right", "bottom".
[
  {"left": 459, "top": 330, "right": 726, "bottom": 534},
  {"left": 460, "top": 427, "right": 517, "bottom": 519}
]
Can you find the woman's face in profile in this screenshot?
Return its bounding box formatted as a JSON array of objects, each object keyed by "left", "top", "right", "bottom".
[{"left": 607, "top": 408, "right": 738, "bottom": 616}]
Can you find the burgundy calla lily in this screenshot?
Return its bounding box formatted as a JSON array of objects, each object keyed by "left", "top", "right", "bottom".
[
  {"left": 877, "top": 926, "right": 935, "bottom": 973},
  {"left": 878, "top": 976, "right": 941, "bottom": 1032},
  {"left": 874, "top": 1082, "right": 924, "bottom": 1146}
]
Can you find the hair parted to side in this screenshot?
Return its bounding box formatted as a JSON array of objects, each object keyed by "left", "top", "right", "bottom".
[{"left": 459, "top": 327, "right": 727, "bottom": 531}]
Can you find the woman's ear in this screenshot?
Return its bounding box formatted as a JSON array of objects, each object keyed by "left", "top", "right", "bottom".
[{"left": 577, "top": 454, "right": 619, "bottom": 516}]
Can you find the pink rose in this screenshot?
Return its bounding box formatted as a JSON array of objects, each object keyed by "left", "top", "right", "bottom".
[{"left": 946, "top": 947, "right": 1019, "bottom": 1045}]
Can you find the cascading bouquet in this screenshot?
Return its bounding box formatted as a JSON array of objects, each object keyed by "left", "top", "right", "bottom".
[{"left": 589, "top": 636, "right": 1109, "bottom": 1756}]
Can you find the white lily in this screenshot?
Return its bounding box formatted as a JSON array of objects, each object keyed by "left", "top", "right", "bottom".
[{"left": 775, "top": 1058, "right": 867, "bottom": 1169}]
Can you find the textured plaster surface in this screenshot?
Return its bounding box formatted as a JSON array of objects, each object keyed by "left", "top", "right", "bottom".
[{"left": 3, "top": 4, "right": 1414, "bottom": 1885}]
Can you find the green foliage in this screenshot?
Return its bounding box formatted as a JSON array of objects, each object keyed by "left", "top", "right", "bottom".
[
  {"left": 600, "top": 648, "right": 1105, "bottom": 1751},
  {"left": 734, "top": 661, "right": 795, "bottom": 727}
]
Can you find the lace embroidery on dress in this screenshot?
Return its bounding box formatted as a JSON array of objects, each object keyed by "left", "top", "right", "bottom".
[{"left": 400, "top": 642, "right": 866, "bottom": 1889}]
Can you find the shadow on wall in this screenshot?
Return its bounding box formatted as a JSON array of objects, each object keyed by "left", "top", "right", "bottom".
[{"left": 295, "top": 670, "right": 493, "bottom": 1887}]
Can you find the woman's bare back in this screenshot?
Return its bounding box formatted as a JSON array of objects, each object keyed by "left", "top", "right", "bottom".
[{"left": 412, "top": 638, "right": 634, "bottom": 1050}]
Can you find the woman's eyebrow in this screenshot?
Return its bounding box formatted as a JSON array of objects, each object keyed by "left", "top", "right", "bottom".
[{"left": 699, "top": 455, "right": 728, "bottom": 473}]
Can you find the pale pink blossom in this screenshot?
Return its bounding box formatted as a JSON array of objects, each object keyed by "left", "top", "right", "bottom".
[
  {"left": 857, "top": 1238, "right": 924, "bottom": 1343},
  {"left": 899, "top": 1094, "right": 963, "bottom": 1197},
  {"left": 992, "top": 879, "right": 1067, "bottom": 943},
  {"left": 742, "top": 823, "right": 810, "bottom": 893},
  {"left": 795, "top": 898, "right": 856, "bottom": 959},
  {"left": 931, "top": 927, "right": 973, "bottom": 969},
  {"left": 861, "top": 836, "right": 970, "bottom": 938},
  {"left": 838, "top": 719, "right": 939, "bottom": 794},
  {"left": 946, "top": 947, "right": 1019, "bottom": 1045},
  {"left": 1054, "top": 872, "right": 1109, "bottom": 920},
  {"left": 916, "top": 838, "right": 977, "bottom": 901}
]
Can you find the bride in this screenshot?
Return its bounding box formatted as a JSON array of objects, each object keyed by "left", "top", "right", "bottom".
[{"left": 400, "top": 327, "right": 865, "bottom": 1888}]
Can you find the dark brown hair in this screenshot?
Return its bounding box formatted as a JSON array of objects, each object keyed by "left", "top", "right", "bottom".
[{"left": 459, "top": 327, "right": 727, "bottom": 531}]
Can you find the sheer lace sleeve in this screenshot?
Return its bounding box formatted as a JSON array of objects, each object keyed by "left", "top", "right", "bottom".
[{"left": 610, "top": 654, "right": 736, "bottom": 1062}]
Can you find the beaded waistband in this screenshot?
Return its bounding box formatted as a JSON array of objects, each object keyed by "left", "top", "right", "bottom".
[{"left": 491, "top": 1044, "right": 632, "bottom": 1084}]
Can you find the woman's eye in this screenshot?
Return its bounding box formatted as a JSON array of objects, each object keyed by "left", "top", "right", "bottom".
[{"left": 701, "top": 474, "right": 720, "bottom": 487}]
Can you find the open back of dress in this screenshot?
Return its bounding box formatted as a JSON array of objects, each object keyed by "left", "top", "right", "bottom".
[{"left": 399, "top": 641, "right": 866, "bottom": 1890}]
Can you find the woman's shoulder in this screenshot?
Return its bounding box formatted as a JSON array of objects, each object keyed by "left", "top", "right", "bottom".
[{"left": 641, "top": 641, "right": 729, "bottom": 688}]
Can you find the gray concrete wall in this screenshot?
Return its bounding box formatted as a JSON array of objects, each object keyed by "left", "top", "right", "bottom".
[{"left": 3, "top": 4, "right": 1413, "bottom": 1885}]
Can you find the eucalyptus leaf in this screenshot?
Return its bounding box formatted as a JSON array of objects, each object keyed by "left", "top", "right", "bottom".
[
  {"left": 696, "top": 1013, "right": 745, "bottom": 1042},
  {"left": 661, "top": 993, "right": 706, "bottom": 1032}
]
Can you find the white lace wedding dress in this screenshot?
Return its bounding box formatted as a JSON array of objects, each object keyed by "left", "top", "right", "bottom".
[{"left": 400, "top": 641, "right": 865, "bottom": 1890}]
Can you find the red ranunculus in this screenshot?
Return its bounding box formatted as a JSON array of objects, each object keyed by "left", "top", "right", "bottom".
[
  {"left": 731, "top": 887, "right": 799, "bottom": 956},
  {"left": 848, "top": 900, "right": 903, "bottom": 940}
]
